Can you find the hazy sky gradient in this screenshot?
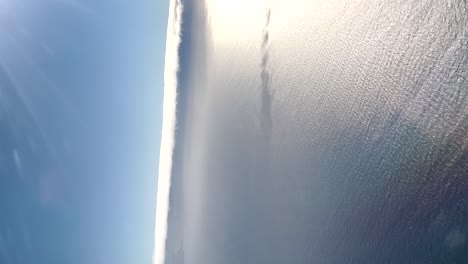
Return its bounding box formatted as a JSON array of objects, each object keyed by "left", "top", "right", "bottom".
[{"left": 0, "top": 0, "right": 169, "bottom": 263}]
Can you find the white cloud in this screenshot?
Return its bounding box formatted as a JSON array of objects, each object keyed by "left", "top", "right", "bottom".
[{"left": 153, "top": 0, "right": 183, "bottom": 264}]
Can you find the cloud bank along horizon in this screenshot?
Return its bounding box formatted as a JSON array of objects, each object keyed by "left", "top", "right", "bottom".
[{"left": 153, "top": 0, "right": 183, "bottom": 264}]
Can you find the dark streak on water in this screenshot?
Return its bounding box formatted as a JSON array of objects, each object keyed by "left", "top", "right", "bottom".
[{"left": 260, "top": 8, "right": 273, "bottom": 136}]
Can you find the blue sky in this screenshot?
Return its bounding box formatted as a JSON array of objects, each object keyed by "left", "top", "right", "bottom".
[{"left": 0, "top": 0, "right": 169, "bottom": 263}]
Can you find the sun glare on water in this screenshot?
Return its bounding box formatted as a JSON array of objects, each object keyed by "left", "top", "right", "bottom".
[{"left": 206, "top": 0, "right": 267, "bottom": 44}]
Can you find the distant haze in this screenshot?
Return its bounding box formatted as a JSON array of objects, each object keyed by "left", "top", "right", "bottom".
[{"left": 153, "top": 0, "right": 182, "bottom": 264}]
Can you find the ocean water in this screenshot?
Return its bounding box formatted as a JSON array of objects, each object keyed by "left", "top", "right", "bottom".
[{"left": 165, "top": 0, "right": 468, "bottom": 263}]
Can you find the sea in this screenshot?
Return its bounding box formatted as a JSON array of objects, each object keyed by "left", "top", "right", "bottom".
[{"left": 164, "top": 1, "right": 468, "bottom": 264}]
